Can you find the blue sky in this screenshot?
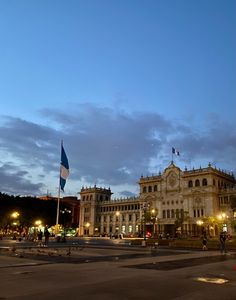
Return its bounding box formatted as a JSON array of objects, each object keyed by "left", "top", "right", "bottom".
[{"left": 0, "top": 0, "right": 235, "bottom": 198}]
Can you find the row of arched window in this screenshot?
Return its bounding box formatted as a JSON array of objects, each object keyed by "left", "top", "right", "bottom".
[
  {"left": 188, "top": 178, "right": 207, "bottom": 188},
  {"left": 100, "top": 204, "right": 140, "bottom": 213},
  {"left": 142, "top": 185, "right": 158, "bottom": 193},
  {"left": 162, "top": 209, "right": 184, "bottom": 219},
  {"left": 82, "top": 194, "right": 110, "bottom": 201}
]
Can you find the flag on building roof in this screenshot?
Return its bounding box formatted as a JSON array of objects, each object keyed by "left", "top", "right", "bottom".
[
  {"left": 172, "top": 147, "right": 180, "bottom": 156},
  {"left": 60, "top": 144, "right": 69, "bottom": 191}
]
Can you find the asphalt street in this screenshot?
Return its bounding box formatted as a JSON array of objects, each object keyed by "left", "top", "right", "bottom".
[{"left": 0, "top": 243, "right": 236, "bottom": 300}]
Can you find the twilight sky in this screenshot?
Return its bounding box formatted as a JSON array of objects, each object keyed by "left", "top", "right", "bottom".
[{"left": 0, "top": 0, "right": 235, "bottom": 198}]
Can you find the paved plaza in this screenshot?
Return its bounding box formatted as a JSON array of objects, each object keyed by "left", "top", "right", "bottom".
[{"left": 1, "top": 246, "right": 236, "bottom": 300}]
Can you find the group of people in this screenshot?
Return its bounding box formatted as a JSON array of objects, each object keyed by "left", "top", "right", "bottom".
[
  {"left": 202, "top": 231, "right": 228, "bottom": 254},
  {"left": 37, "top": 227, "right": 50, "bottom": 247}
]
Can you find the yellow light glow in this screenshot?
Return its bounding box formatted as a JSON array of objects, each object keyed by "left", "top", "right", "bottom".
[
  {"left": 35, "top": 220, "right": 42, "bottom": 226},
  {"left": 11, "top": 212, "right": 19, "bottom": 218},
  {"left": 196, "top": 220, "right": 203, "bottom": 226},
  {"left": 116, "top": 211, "right": 120, "bottom": 216},
  {"left": 85, "top": 222, "right": 90, "bottom": 228},
  {"left": 218, "top": 213, "right": 228, "bottom": 220}
]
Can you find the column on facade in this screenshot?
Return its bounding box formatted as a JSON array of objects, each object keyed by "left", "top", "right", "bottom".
[{"left": 132, "top": 212, "right": 137, "bottom": 235}]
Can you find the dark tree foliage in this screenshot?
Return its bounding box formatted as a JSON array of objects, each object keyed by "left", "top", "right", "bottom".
[{"left": 0, "top": 192, "right": 58, "bottom": 227}]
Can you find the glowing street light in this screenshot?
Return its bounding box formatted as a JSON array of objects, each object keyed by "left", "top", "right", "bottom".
[
  {"left": 11, "top": 212, "right": 20, "bottom": 219},
  {"left": 196, "top": 220, "right": 203, "bottom": 226},
  {"left": 115, "top": 211, "right": 121, "bottom": 237},
  {"left": 151, "top": 209, "right": 157, "bottom": 237},
  {"left": 35, "top": 220, "right": 42, "bottom": 227},
  {"left": 217, "top": 212, "right": 228, "bottom": 232},
  {"left": 85, "top": 222, "right": 90, "bottom": 236},
  {"left": 217, "top": 212, "right": 227, "bottom": 221}
]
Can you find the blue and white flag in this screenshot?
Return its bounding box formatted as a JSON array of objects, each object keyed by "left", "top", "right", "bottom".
[
  {"left": 60, "top": 144, "right": 69, "bottom": 191},
  {"left": 172, "top": 147, "right": 180, "bottom": 156}
]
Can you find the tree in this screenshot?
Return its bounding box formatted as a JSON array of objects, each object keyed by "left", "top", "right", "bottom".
[{"left": 174, "top": 211, "right": 189, "bottom": 236}]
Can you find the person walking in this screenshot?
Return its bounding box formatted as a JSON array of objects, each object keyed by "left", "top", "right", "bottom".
[
  {"left": 219, "top": 231, "right": 227, "bottom": 254},
  {"left": 202, "top": 237, "right": 208, "bottom": 250},
  {"left": 37, "top": 230, "right": 43, "bottom": 247},
  {"left": 44, "top": 227, "right": 50, "bottom": 247}
]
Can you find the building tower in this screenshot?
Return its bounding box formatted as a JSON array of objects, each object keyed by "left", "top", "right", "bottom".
[{"left": 79, "top": 186, "right": 113, "bottom": 236}]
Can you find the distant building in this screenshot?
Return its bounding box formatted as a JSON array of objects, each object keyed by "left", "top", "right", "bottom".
[
  {"left": 38, "top": 195, "right": 80, "bottom": 226},
  {"left": 78, "top": 162, "right": 236, "bottom": 237}
]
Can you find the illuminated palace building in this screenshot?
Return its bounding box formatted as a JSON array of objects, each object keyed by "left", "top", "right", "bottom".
[{"left": 78, "top": 162, "right": 236, "bottom": 237}]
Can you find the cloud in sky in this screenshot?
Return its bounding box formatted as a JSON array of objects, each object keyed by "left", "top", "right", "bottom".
[{"left": 0, "top": 104, "right": 235, "bottom": 197}]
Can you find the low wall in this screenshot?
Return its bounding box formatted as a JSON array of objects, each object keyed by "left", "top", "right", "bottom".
[{"left": 131, "top": 238, "right": 236, "bottom": 250}]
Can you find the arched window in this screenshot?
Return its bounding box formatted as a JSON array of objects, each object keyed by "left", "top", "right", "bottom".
[
  {"left": 213, "top": 179, "right": 216, "bottom": 186},
  {"left": 202, "top": 178, "right": 207, "bottom": 186},
  {"left": 143, "top": 186, "right": 147, "bottom": 193},
  {"left": 188, "top": 180, "right": 193, "bottom": 188},
  {"left": 195, "top": 179, "right": 200, "bottom": 187},
  {"left": 162, "top": 210, "right": 166, "bottom": 219},
  {"left": 154, "top": 185, "right": 157, "bottom": 192},
  {"left": 100, "top": 195, "right": 103, "bottom": 201},
  {"left": 148, "top": 186, "right": 152, "bottom": 192}
]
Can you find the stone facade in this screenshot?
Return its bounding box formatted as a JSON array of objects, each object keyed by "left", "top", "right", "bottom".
[{"left": 78, "top": 162, "right": 236, "bottom": 237}]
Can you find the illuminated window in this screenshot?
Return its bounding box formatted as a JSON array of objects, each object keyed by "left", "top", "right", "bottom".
[{"left": 122, "top": 225, "right": 126, "bottom": 233}]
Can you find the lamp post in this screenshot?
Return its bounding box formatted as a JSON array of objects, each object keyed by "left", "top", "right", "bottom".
[
  {"left": 217, "top": 212, "right": 228, "bottom": 233},
  {"left": 11, "top": 211, "right": 20, "bottom": 239},
  {"left": 34, "top": 220, "right": 43, "bottom": 242},
  {"left": 60, "top": 208, "right": 71, "bottom": 242},
  {"left": 85, "top": 222, "right": 90, "bottom": 236},
  {"left": 196, "top": 220, "right": 204, "bottom": 236},
  {"left": 151, "top": 209, "right": 156, "bottom": 237},
  {"left": 115, "top": 211, "right": 120, "bottom": 238}
]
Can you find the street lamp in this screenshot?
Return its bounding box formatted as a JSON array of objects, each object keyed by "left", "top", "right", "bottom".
[
  {"left": 196, "top": 220, "right": 204, "bottom": 236},
  {"left": 85, "top": 222, "right": 90, "bottom": 236},
  {"left": 11, "top": 212, "right": 20, "bottom": 219},
  {"left": 11, "top": 211, "right": 20, "bottom": 238},
  {"left": 35, "top": 220, "right": 42, "bottom": 227},
  {"left": 115, "top": 211, "right": 120, "bottom": 237},
  {"left": 151, "top": 209, "right": 156, "bottom": 237},
  {"left": 60, "top": 208, "right": 72, "bottom": 241},
  {"left": 217, "top": 212, "right": 228, "bottom": 232}
]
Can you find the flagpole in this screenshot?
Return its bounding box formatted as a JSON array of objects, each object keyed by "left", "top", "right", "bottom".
[
  {"left": 56, "top": 140, "right": 63, "bottom": 226},
  {"left": 56, "top": 183, "right": 61, "bottom": 226}
]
